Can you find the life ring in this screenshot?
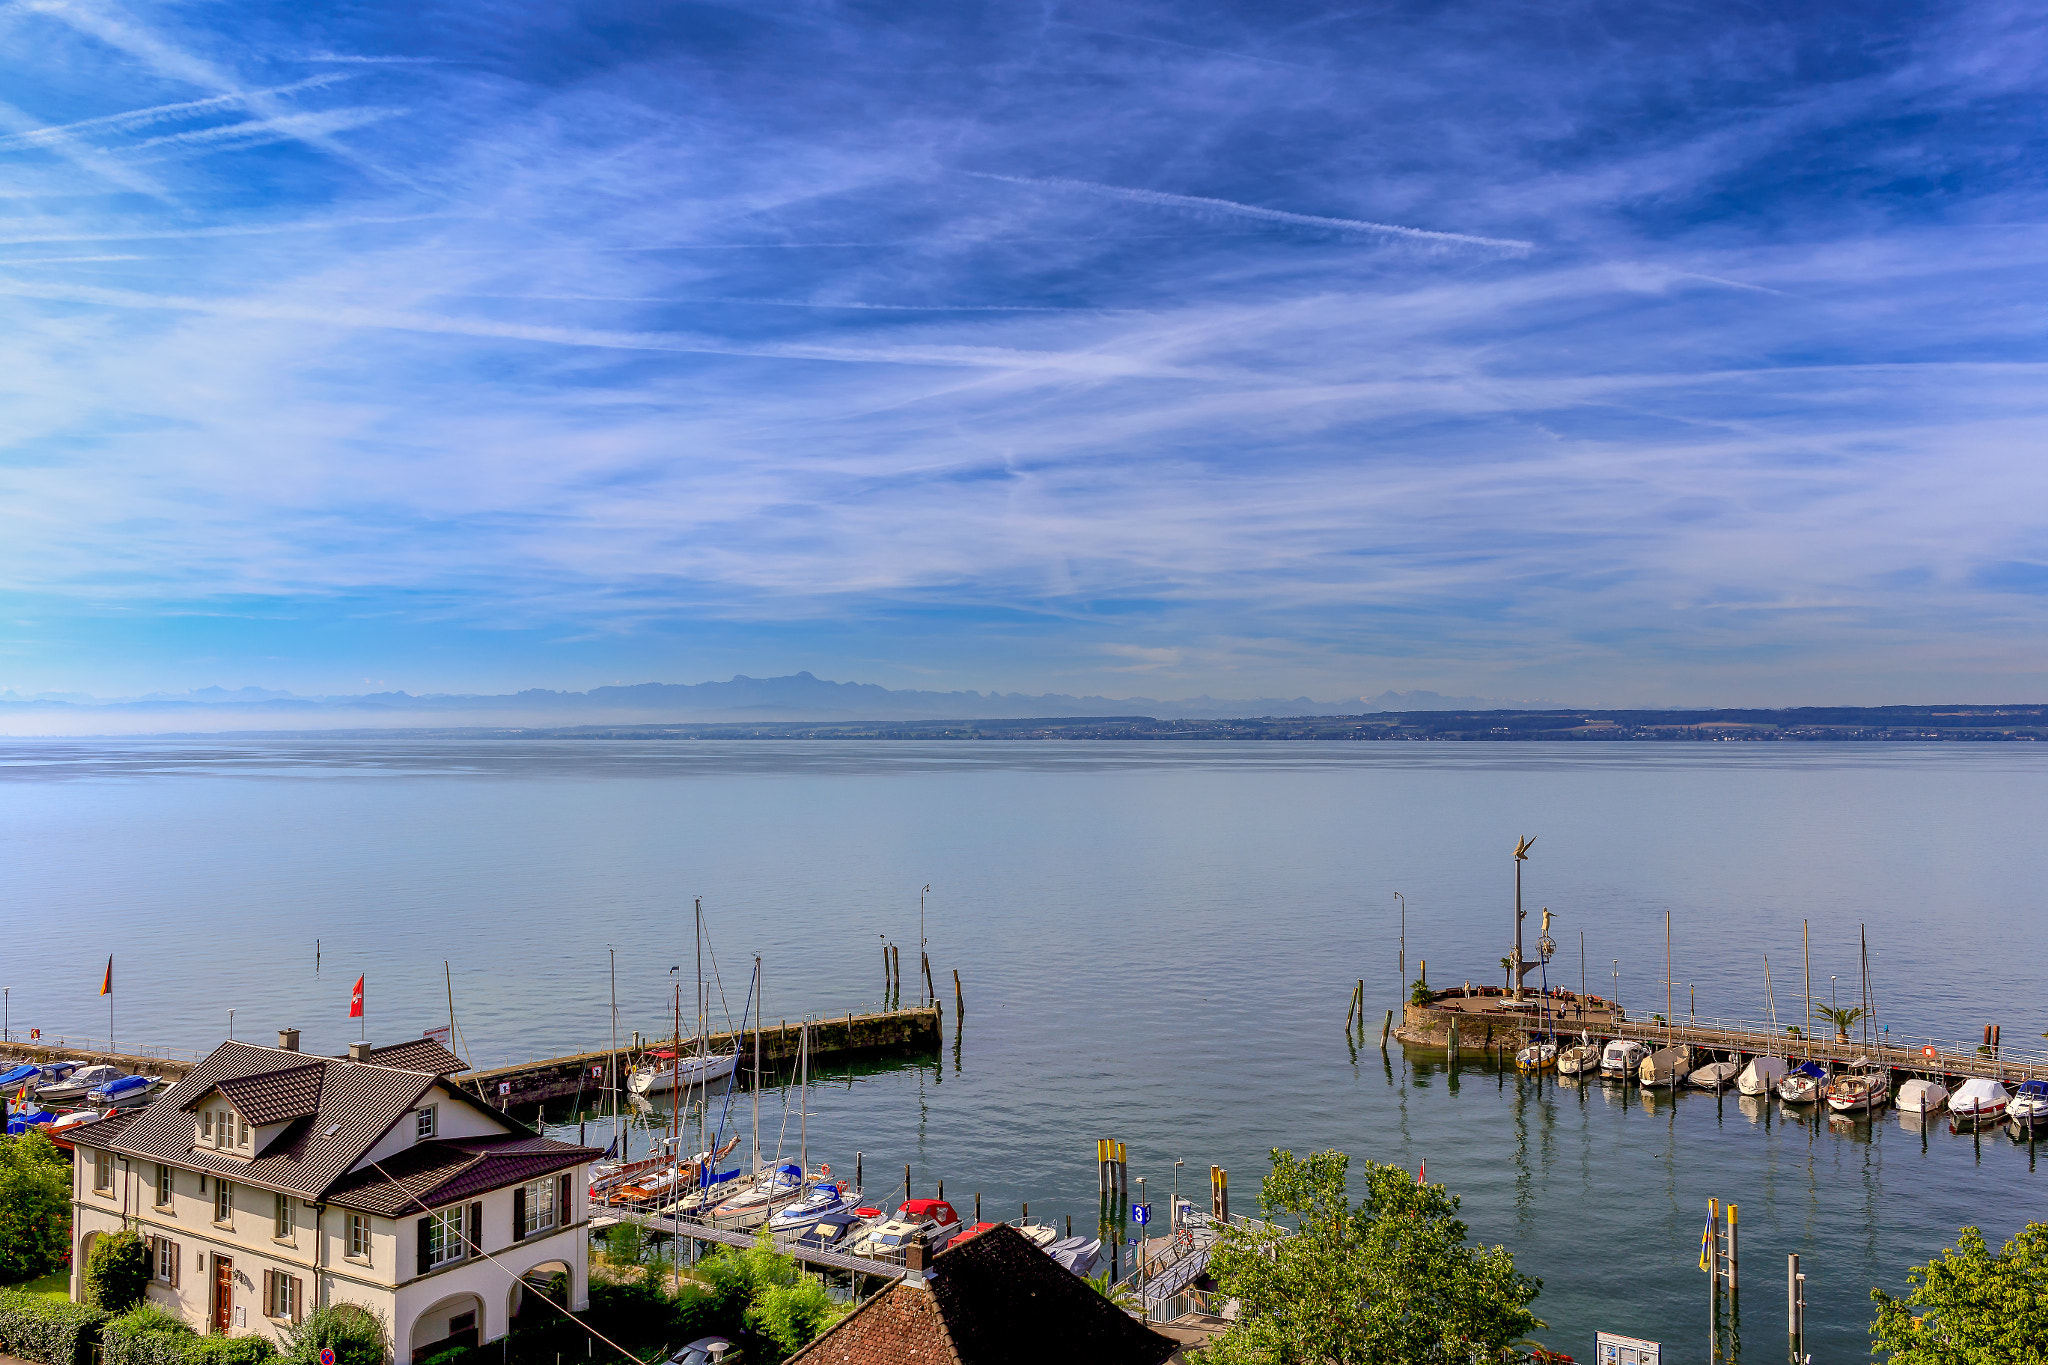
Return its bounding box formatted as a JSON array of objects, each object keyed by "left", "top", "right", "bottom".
[{"left": 1921, "top": 1045, "right": 1938, "bottom": 1060}]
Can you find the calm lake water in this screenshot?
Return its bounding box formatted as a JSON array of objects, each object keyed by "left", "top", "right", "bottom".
[{"left": 5, "top": 739, "right": 2046, "bottom": 1359}]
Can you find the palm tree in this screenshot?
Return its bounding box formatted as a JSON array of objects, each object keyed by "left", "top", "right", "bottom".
[
  {"left": 1816, "top": 1005, "right": 1867, "bottom": 1042},
  {"left": 1500, "top": 956, "right": 1514, "bottom": 992}
]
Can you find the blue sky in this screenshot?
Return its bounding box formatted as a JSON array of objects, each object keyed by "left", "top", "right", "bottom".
[{"left": 2, "top": 0, "right": 2046, "bottom": 706}]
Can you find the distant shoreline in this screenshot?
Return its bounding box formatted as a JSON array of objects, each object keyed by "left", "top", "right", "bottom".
[{"left": 8, "top": 705, "right": 2048, "bottom": 742}]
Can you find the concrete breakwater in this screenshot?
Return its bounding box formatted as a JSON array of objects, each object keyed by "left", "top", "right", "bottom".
[{"left": 465, "top": 1004, "right": 944, "bottom": 1109}]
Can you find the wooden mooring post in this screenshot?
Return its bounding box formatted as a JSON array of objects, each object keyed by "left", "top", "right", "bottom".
[{"left": 953, "top": 969, "right": 964, "bottom": 1021}]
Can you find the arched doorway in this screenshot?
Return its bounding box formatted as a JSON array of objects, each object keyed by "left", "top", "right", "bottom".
[
  {"left": 408, "top": 1293, "right": 484, "bottom": 1363},
  {"left": 509, "top": 1262, "right": 572, "bottom": 1332}
]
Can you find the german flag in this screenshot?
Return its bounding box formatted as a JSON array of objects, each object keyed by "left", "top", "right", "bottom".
[{"left": 99, "top": 956, "right": 112, "bottom": 996}]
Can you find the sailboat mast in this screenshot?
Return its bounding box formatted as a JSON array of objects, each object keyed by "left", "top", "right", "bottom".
[
  {"left": 799, "top": 1021, "right": 808, "bottom": 1174},
  {"left": 1803, "top": 919, "right": 1812, "bottom": 1045},
  {"left": 753, "top": 956, "right": 762, "bottom": 1170},
  {"left": 695, "top": 897, "right": 706, "bottom": 1160},
  {"left": 609, "top": 946, "right": 620, "bottom": 1159}
]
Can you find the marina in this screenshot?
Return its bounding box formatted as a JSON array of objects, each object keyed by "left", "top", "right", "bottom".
[{"left": 7, "top": 738, "right": 2048, "bottom": 1359}]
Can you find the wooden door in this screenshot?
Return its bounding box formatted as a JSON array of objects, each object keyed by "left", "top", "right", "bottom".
[{"left": 212, "top": 1256, "right": 232, "bottom": 1335}]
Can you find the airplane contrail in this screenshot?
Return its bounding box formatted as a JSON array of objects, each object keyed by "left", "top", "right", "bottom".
[{"left": 967, "top": 172, "right": 1533, "bottom": 251}]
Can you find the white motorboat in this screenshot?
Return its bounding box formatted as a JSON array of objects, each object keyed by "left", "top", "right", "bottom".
[
  {"left": 1777, "top": 1060, "right": 1828, "bottom": 1104},
  {"left": 765, "top": 1178, "right": 861, "bottom": 1232},
  {"left": 1948, "top": 1077, "right": 2010, "bottom": 1131},
  {"left": 1896, "top": 1078, "right": 1948, "bottom": 1116},
  {"left": 1824, "top": 1067, "right": 1889, "bottom": 1115},
  {"left": 1599, "top": 1039, "right": 1648, "bottom": 1079},
  {"left": 1015, "top": 1222, "right": 1059, "bottom": 1249},
  {"left": 2006, "top": 1080, "right": 2048, "bottom": 1136},
  {"left": 1688, "top": 1058, "right": 1742, "bottom": 1091},
  {"left": 1639, "top": 1045, "right": 1694, "bottom": 1089},
  {"left": 1736, "top": 1055, "right": 1789, "bottom": 1096},
  {"left": 34, "top": 1063, "right": 121, "bottom": 1104},
  {"left": 1557, "top": 1037, "right": 1600, "bottom": 1075}
]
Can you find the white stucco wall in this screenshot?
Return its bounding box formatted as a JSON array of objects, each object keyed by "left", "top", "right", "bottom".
[{"left": 354, "top": 1085, "right": 510, "bottom": 1168}]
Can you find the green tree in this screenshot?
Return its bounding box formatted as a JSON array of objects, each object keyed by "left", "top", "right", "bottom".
[
  {"left": 1871, "top": 1223, "right": 2048, "bottom": 1364},
  {"left": 1204, "top": 1149, "right": 1544, "bottom": 1365},
  {"left": 0, "top": 1130, "right": 74, "bottom": 1283},
  {"left": 84, "top": 1230, "right": 150, "bottom": 1313},
  {"left": 696, "top": 1229, "right": 843, "bottom": 1360}
]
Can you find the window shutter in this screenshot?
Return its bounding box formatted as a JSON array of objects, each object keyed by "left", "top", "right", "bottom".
[
  {"left": 558, "top": 1173, "right": 572, "bottom": 1225},
  {"left": 417, "top": 1216, "right": 433, "bottom": 1276},
  {"left": 264, "top": 1270, "right": 276, "bottom": 1317},
  {"left": 512, "top": 1186, "right": 526, "bottom": 1242},
  {"left": 169, "top": 1242, "right": 180, "bottom": 1289},
  {"left": 467, "top": 1202, "right": 483, "bottom": 1255},
  {"left": 290, "top": 1278, "right": 304, "bottom": 1324}
]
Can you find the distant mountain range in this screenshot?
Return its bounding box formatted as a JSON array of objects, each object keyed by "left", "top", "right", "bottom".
[{"left": 0, "top": 673, "right": 1543, "bottom": 736}]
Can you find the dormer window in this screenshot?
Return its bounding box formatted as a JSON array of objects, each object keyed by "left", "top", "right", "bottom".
[
  {"left": 196, "top": 1106, "right": 252, "bottom": 1152},
  {"left": 415, "top": 1106, "right": 437, "bottom": 1141}
]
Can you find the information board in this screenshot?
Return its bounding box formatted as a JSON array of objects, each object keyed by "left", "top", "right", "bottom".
[{"left": 1595, "top": 1332, "right": 1659, "bottom": 1365}]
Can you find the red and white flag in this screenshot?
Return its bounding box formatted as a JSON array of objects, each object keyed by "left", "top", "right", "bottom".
[{"left": 348, "top": 975, "right": 365, "bottom": 1019}]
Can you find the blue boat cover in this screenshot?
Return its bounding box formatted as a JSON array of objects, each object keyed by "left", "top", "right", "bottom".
[
  {"left": 5, "top": 1108, "right": 54, "bottom": 1134},
  {"left": 1792, "top": 1061, "right": 1827, "bottom": 1079},
  {"left": 2016, "top": 1080, "right": 2048, "bottom": 1097},
  {"left": 0, "top": 1063, "right": 41, "bottom": 1088}
]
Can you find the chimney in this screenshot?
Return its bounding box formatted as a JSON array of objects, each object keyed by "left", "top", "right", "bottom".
[
  {"left": 278, "top": 1029, "right": 300, "bottom": 1052},
  {"left": 905, "top": 1240, "right": 926, "bottom": 1275},
  {"left": 348, "top": 1041, "right": 373, "bottom": 1061}
]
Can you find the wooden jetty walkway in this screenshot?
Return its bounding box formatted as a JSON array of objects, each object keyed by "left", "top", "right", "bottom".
[
  {"left": 467, "top": 1005, "right": 943, "bottom": 1109},
  {"left": 605, "top": 1208, "right": 912, "bottom": 1283}
]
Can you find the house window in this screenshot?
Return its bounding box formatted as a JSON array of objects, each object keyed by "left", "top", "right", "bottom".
[
  {"left": 214, "top": 1180, "right": 233, "bottom": 1225},
  {"left": 415, "top": 1106, "right": 437, "bottom": 1141},
  {"left": 346, "top": 1212, "right": 371, "bottom": 1261},
  {"left": 266, "top": 1271, "right": 299, "bottom": 1322},
  {"left": 274, "top": 1192, "right": 293, "bottom": 1240},
  {"left": 92, "top": 1150, "right": 114, "bottom": 1194},
  {"left": 156, "top": 1163, "right": 174, "bottom": 1208},
  {"left": 201, "top": 1110, "right": 214, "bottom": 1143},
  {"left": 424, "top": 1207, "right": 465, "bottom": 1267},
  {"left": 153, "top": 1237, "right": 180, "bottom": 1284},
  {"left": 520, "top": 1177, "right": 558, "bottom": 1236}
]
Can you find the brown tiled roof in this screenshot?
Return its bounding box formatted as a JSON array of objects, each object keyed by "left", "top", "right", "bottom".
[
  {"left": 360, "top": 1040, "right": 468, "bottom": 1076},
  {"left": 323, "top": 1135, "right": 596, "bottom": 1217},
  {"left": 196, "top": 1062, "right": 326, "bottom": 1125},
  {"left": 788, "top": 1224, "right": 1179, "bottom": 1365},
  {"left": 67, "top": 1109, "right": 140, "bottom": 1144},
  {"left": 86, "top": 1039, "right": 536, "bottom": 1203}
]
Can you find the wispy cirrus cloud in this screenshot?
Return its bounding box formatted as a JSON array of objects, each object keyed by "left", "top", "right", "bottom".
[{"left": 0, "top": 0, "right": 2045, "bottom": 704}]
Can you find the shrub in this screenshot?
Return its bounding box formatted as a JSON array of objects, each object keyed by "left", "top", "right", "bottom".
[
  {"left": 747, "top": 1277, "right": 840, "bottom": 1359},
  {"left": 279, "top": 1304, "right": 387, "bottom": 1365},
  {"left": 84, "top": 1231, "right": 151, "bottom": 1314},
  {"left": 110, "top": 1304, "right": 192, "bottom": 1337},
  {"left": 0, "top": 1132, "right": 74, "bottom": 1283},
  {"left": 0, "top": 1289, "right": 109, "bottom": 1365}
]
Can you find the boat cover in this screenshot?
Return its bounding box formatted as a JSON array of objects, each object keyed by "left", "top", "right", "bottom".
[
  {"left": 1790, "top": 1060, "right": 1827, "bottom": 1080},
  {"left": 2014, "top": 1080, "right": 2048, "bottom": 1098},
  {"left": 0, "top": 1063, "right": 40, "bottom": 1088},
  {"left": 5, "top": 1108, "right": 54, "bottom": 1134},
  {"left": 1952, "top": 1078, "right": 2010, "bottom": 1107}
]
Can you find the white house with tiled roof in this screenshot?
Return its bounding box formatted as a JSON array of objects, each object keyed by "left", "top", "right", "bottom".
[{"left": 69, "top": 1031, "right": 601, "bottom": 1363}]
